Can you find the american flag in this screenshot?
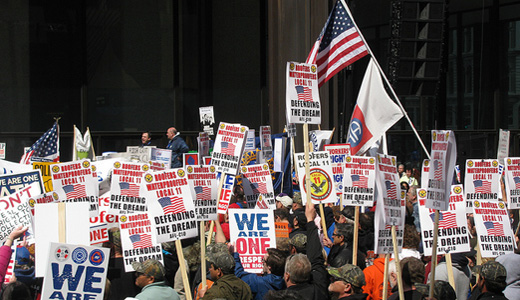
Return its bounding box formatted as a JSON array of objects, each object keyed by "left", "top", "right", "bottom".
[
  {"left": 306, "top": 0, "right": 368, "bottom": 87},
  {"left": 473, "top": 180, "right": 492, "bottom": 193},
  {"left": 220, "top": 141, "right": 236, "bottom": 156},
  {"left": 433, "top": 160, "right": 443, "bottom": 180},
  {"left": 250, "top": 182, "right": 268, "bottom": 194},
  {"left": 385, "top": 180, "right": 397, "bottom": 199},
  {"left": 429, "top": 212, "right": 457, "bottom": 229},
  {"left": 351, "top": 174, "right": 368, "bottom": 188},
  {"left": 295, "top": 86, "right": 313, "bottom": 102},
  {"left": 256, "top": 196, "right": 269, "bottom": 209},
  {"left": 129, "top": 234, "right": 153, "bottom": 249},
  {"left": 514, "top": 177, "right": 520, "bottom": 189},
  {"left": 158, "top": 196, "right": 185, "bottom": 215},
  {"left": 20, "top": 122, "right": 60, "bottom": 164},
  {"left": 484, "top": 221, "right": 504, "bottom": 236},
  {"left": 194, "top": 186, "right": 212, "bottom": 200},
  {"left": 120, "top": 182, "right": 140, "bottom": 197},
  {"left": 63, "top": 184, "right": 87, "bottom": 198}
]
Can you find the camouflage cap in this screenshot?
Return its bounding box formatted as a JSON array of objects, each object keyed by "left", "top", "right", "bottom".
[
  {"left": 289, "top": 233, "right": 307, "bottom": 252},
  {"left": 210, "top": 252, "right": 235, "bottom": 274},
  {"left": 328, "top": 264, "right": 366, "bottom": 288},
  {"left": 206, "top": 242, "right": 229, "bottom": 262},
  {"left": 401, "top": 257, "right": 425, "bottom": 284},
  {"left": 132, "top": 259, "right": 165, "bottom": 281},
  {"left": 293, "top": 192, "right": 302, "bottom": 205},
  {"left": 108, "top": 227, "right": 121, "bottom": 248},
  {"left": 433, "top": 280, "right": 456, "bottom": 300},
  {"left": 478, "top": 261, "right": 507, "bottom": 282}
]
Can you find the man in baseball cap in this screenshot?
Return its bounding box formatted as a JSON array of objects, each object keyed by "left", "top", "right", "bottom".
[
  {"left": 275, "top": 193, "right": 293, "bottom": 209},
  {"left": 131, "top": 259, "right": 180, "bottom": 300},
  {"left": 474, "top": 261, "right": 508, "bottom": 300},
  {"left": 328, "top": 264, "right": 367, "bottom": 300}
]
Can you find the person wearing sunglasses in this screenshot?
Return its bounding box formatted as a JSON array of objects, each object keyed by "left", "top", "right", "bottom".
[{"left": 131, "top": 259, "right": 180, "bottom": 300}]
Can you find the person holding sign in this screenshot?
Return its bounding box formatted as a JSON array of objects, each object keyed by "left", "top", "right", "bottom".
[
  {"left": 131, "top": 259, "right": 180, "bottom": 300},
  {"left": 0, "top": 225, "right": 28, "bottom": 291},
  {"left": 166, "top": 127, "right": 189, "bottom": 168}
]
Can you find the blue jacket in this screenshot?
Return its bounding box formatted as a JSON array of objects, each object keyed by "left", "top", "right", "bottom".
[
  {"left": 167, "top": 134, "right": 189, "bottom": 168},
  {"left": 233, "top": 252, "right": 285, "bottom": 300}
]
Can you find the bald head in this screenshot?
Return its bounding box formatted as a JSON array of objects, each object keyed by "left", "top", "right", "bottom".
[{"left": 166, "top": 127, "right": 177, "bottom": 140}]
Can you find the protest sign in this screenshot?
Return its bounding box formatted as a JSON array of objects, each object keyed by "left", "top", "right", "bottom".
[
  {"left": 0, "top": 143, "right": 5, "bottom": 159},
  {"left": 0, "top": 159, "right": 33, "bottom": 175},
  {"left": 275, "top": 222, "right": 289, "bottom": 238},
  {"left": 245, "top": 130, "right": 256, "bottom": 151},
  {"left": 464, "top": 159, "right": 501, "bottom": 213},
  {"left": 33, "top": 162, "right": 57, "bottom": 193},
  {"left": 324, "top": 144, "right": 351, "bottom": 204},
  {"left": 27, "top": 190, "right": 62, "bottom": 214},
  {"left": 497, "top": 129, "right": 510, "bottom": 161},
  {"left": 374, "top": 199, "right": 403, "bottom": 254},
  {"left": 90, "top": 192, "right": 119, "bottom": 230},
  {"left": 186, "top": 165, "right": 218, "bottom": 220},
  {"left": 150, "top": 148, "right": 172, "bottom": 170},
  {"left": 198, "top": 132, "right": 210, "bottom": 160},
  {"left": 287, "top": 123, "right": 297, "bottom": 137},
  {"left": 273, "top": 138, "right": 285, "bottom": 173},
  {"left": 255, "top": 195, "right": 270, "bottom": 209},
  {"left": 295, "top": 151, "right": 335, "bottom": 204},
  {"left": 426, "top": 130, "right": 456, "bottom": 211},
  {"left": 184, "top": 153, "right": 199, "bottom": 166},
  {"left": 504, "top": 157, "right": 520, "bottom": 209},
  {"left": 199, "top": 106, "right": 215, "bottom": 136},
  {"left": 0, "top": 170, "right": 44, "bottom": 197},
  {"left": 119, "top": 212, "right": 163, "bottom": 272},
  {"left": 375, "top": 154, "right": 403, "bottom": 225},
  {"left": 216, "top": 172, "right": 235, "bottom": 214},
  {"left": 421, "top": 159, "right": 430, "bottom": 188},
  {"left": 0, "top": 184, "right": 38, "bottom": 242},
  {"left": 109, "top": 161, "right": 149, "bottom": 215},
  {"left": 212, "top": 122, "right": 248, "bottom": 175},
  {"left": 473, "top": 200, "right": 514, "bottom": 257},
  {"left": 41, "top": 242, "right": 109, "bottom": 300},
  {"left": 242, "top": 164, "right": 275, "bottom": 208},
  {"left": 34, "top": 202, "right": 90, "bottom": 277},
  {"left": 285, "top": 62, "right": 320, "bottom": 124},
  {"left": 142, "top": 168, "right": 198, "bottom": 243},
  {"left": 229, "top": 209, "right": 276, "bottom": 273},
  {"left": 4, "top": 246, "right": 14, "bottom": 283},
  {"left": 203, "top": 157, "right": 212, "bottom": 165},
  {"left": 127, "top": 146, "right": 153, "bottom": 163},
  {"left": 342, "top": 155, "right": 376, "bottom": 207},
  {"left": 418, "top": 185, "right": 470, "bottom": 256},
  {"left": 51, "top": 160, "right": 98, "bottom": 217},
  {"left": 90, "top": 223, "right": 108, "bottom": 245},
  {"left": 260, "top": 126, "right": 273, "bottom": 160},
  {"left": 310, "top": 130, "right": 333, "bottom": 152}
]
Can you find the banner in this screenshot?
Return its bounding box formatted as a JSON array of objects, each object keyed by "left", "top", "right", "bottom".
[
  {"left": 464, "top": 159, "right": 501, "bottom": 212},
  {"left": 0, "top": 184, "right": 37, "bottom": 242},
  {"left": 211, "top": 122, "right": 248, "bottom": 175},
  {"left": 343, "top": 155, "right": 376, "bottom": 207},
  {"left": 27, "top": 189, "right": 62, "bottom": 214},
  {"left": 119, "top": 212, "right": 163, "bottom": 272},
  {"left": 286, "top": 62, "right": 321, "bottom": 124},
  {"left": 504, "top": 157, "right": 520, "bottom": 209},
  {"left": 41, "top": 243, "right": 109, "bottom": 300},
  {"left": 418, "top": 185, "right": 470, "bottom": 256},
  {"left": 142, "top": 168, "right": 198, "bottom": 243},
  {"left": 374, "top": 197, "right": 403, "bottom": 254},
  {"left": 375, "top": 154, "right": 403, "bottom": 225},
  {"left": 245, "top": 130, "right": 256, "bottom": 151},
  {"left": 0, "top": 170, "right": 44, "bottom": 197},
  {"left": 186, "top": 165, "right": 218, "bottom": 220},
  {"left": 127, "top": 146, "right": 153, "bottom": 163},
  {"left": 324, "top": 144, "right": 351, "bottom": 204},
  {"left": 260, "top": 126, "right": 273, "bottom": 160},
  {"left": 229, "top": 209, "right": 276, "bottom": 273},
  {"left": 109, "top": 161, "right": 150, "bottom": 215},
  {"left": 150, "top": 148, "right": 172, "bottom": 170},
  {"left": 473, "top": 200, "right": 514, "bottom": 257},
  {"left": 241, "top": 164, "right": 275, "bottom": 208},
  {"left": 199, "top": 106, "right": 215, "bottom": 136},
  {"left": 295, "top": 151, "right": 336, "bottom": 204},
  {"left": 216, "top": 172, "right": 235, "bottom": 214},
  {"left": 426, "top": 130, "right": 457, "bottom": 211}
]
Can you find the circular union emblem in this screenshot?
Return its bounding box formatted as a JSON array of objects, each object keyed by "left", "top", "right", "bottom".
[
  {"left": 187, "top": 166, "right": 194, "bottom": 173},
  {"left": 89, "top": 249, "right": 105, "bottom": 266},
  {"left": 263, "top": 164, "right": 269, "bottom": 170},
  {"left": 499, "top": 202, "right": 505, "bottom": 209},
  {"left": 347, "top": 118, "right": 363, "bottom": 147},
  {"left": 400, "top": 190, "right": 405, "bottom": 198},
  {"left": 290, "top": 63, "right": 295, "bottom": 70},
  {"left": 418, "top": 189, "right": 427, "bottom": 198},
  {"left": 507, "top": 158, "right": 512, "bottom": 165},
  {"left": 82, "top": 161, "right": 90, "bottom": 168},
  {"left": 240, "top": 127, "right": 246, "bottom": 133},
  {"left": 161, "top": 163, "right": 165, "bottom": 167},
  {"left": 424, "top": 160, "right": 430, "bottom": 167},
  {"left": 72, "top": 247, "right": 88, "bottom": 264},
  {"left": 453, "top": 186, "right": 462, "bottom": 194},
  {"left": 53, "top": 192, "right": 58, "bottom": 200},
  {"left": 114, "top": 161, "right": 121, "bottom": 168},
  {"left": 432, "top": 132, "right": 437, "bottom": 141},
  {"left": 52, "top": 165, "right": 60, "bottom": 173},
  {"left": 120, "top": 215, "right": 128, "bottom": 223},
  {"left": 446, "top": 132, "right": 450, "bottom": 139},
  {"left": 467, "top": 160, "right": 474, "bottom": 167},
  {"left": 242, "top": 167, "right": 247, "bottom": 173},
  {"left": 210, "top": 166, "right": 216, "bottom": 172},
  {"left": 220, "top": 123, "right": 225, "bottom": 129},
  {"left": 492, "top": 160, "right": 498, "bottom": 167},
  {"left": 145, "top": 174, "right": 153, "bottom": 183},
  {"left": 29, "top": 199, "right": 36, "bottom": 207},
  {"left": 346, "top": 156, "right": 352, "bottom": 163},
  {"left": 177, "top": 169, "right": 185, "bottom": 177},
  {"left": 311, "top": 65, "right": 317, "bottom": 73},
  {"left": 92, "top": 165, "right": 97, "bottom": 172},
  {"left": 303, "top": 169, "right": 332, "bottom": 201},
  {"left": 391, "top": 157, "right": 396, "bottom": 166},
  {"left": 474, "top": 201, "right": 480, "bottom": 208},
  {"left": 55, "top": 246, "right": 70, "bottom": 261},
  {"left": 369, "top": 158, "right": 375, "bottom": 164},
  {"left": 378, "top": 156, "right": 381, "bottom": 163},
  {"left": 142, "top": 165, "right": 149, "bottom": 171}
]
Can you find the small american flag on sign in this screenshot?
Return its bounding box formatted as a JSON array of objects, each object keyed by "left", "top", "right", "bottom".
[
  {"left": 351, "top": 175, "right": 368, "bottom": 188},
  {"left": 129, "top": 234, "right": 153, "bottom": 249},
  {"left": 484, "top": 221, "right": 504, "bottom": 236},
  {"left": 250, "top": 182, "right": 268, "bottom": 194},
  {"left": 256, "top": 196, "right": 269, "bottom": 209},
  {"left": 473, "top": 180, "right": 492, "bottom": 193},
  {"left": 194, "top": 186, "right": 212, "bottom": 200},
  {"left": 120, "top": 182, "right": 140, "bottom": 197},
  {"left": 63, "top": 184, "right": 87, "bottom": 198},
  {"left": 158, "top": 196, "right": 186, "bottom": 215},
  {"left": 385, "top": 180, "right": 397, "bottom": 199},
  {"left": 220, "top": 141, "right": 236, "bottom": 156},
  {"left": 514, "top": 177, "right": 520, "bottom": 190},
  {"left": 430, "top": 212, "right": 457, "bottom": 229},
  {"left": 433, "top": 160, "right": 443, "bottom": 180},
  {"left": 295, "top": 86, "right": 313, "bottom": 102}
]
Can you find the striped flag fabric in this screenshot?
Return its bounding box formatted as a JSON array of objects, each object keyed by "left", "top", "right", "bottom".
[
  {"left": 63, "top": 184, "right": 87, "bottom": 198},
  {"left": 385, "top": 180, "right": 397, "bottom": 199},
  {"left": 295, "top": 86, "right": 313, "bottom": 102},
  {"left": 484, "top": 221, "right": 505, "bottom": 236},
  {"left": 433, "top": 160, "right": 443, "bottom": 180},
  {"left": 158, "top": 196, "right": 186, "bottom": 215},
  {"left": 194, "top": 186, "right": 212, "bottom": 200},
  {"left": 119, "top": 182, "right": 140, "bottom": 197},
  {"left": 256, "top": 196, "right": 269, "bottom": 209},
  {"left": 250, "top": 182, "right": 268, "bottom": 194},
  {"left": 473, "top": 180, "right": 492, "bottom": 193},
  {"left": 351, "top": 174, "right": 368, "bottom": 188},
  {"left": 220, "top": 141, "right": 236, "bottom": 156},
  {"left": 20, "top": 122, "right": 60, "bottom": 164},
  {"left": 306, "top": 0, "right": 368, "bottom": 87},
  {"left": 129, "top": 234, "right": 153, "bottom": 249},
  {"left": 429, "top": 212, "right": 457, "bottom": 229},
  {"left": 514, "top": 176, "right": 520, "bottom": 189}
]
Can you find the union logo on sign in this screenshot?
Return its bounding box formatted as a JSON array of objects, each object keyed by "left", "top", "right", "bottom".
[{"left": 348, "top": 118, "right": 363, "bottom": 147}]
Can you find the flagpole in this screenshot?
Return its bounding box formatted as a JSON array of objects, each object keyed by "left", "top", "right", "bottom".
[{"left": 340, "top": 0, "right": 431, "bottom": 160}]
